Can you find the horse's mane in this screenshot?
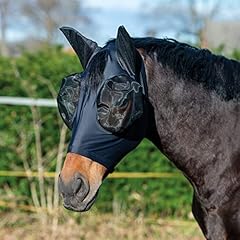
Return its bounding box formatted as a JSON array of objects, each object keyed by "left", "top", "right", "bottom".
[
  {"left": 107, "top": 37, "right": 240, "bottom": 101},
  {"left": 134, "top": 37, "right": 240, "bottom": 101}
]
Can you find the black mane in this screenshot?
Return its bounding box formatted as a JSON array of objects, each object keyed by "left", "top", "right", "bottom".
[{"left": 107, "top": 37, "right": 240, "bottom": 101}]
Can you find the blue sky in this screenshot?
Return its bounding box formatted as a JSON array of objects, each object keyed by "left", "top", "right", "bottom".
[
  {"left": 82, "top": 0, "right": 240, "bottom": 45},
  {"left": 9, "top": 0, "right": 240, "bottom": 46}
]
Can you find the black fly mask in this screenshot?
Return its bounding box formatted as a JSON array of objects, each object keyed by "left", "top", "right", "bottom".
[{"left": 57, "top": 26, "right": 148, "bottom": 171}]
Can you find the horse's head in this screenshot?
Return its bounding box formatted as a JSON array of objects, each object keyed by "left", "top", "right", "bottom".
[{"left": 58, "top": 26, "right": 148, "bottom": 211}]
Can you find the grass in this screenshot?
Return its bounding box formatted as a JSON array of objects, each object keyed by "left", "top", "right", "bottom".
[{"left": 0, "top": 210, "right": 204, "bottom": 240}]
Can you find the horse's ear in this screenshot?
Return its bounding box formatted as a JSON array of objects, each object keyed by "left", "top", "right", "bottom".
[
  {"left": 116, "top": 26, "right": 136, "bottom": 76},
  {"left": 60, "top": 26, "right": 99, "bottom": 69}
]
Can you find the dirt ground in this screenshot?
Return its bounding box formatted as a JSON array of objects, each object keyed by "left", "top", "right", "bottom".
[{"left": 0, "top": 211, "right": 204, "bottom": 240}]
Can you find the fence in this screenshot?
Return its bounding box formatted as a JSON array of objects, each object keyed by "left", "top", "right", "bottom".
[
  {"left": 0, "top": 170, "right": 182, "bottom": 179},
  {"left": 0, "top": 96, "right": 184, "bottom": 213},
  {"left": 0, "top": 170, "right": 183, "bottom": 213},
  {"left": 0, "top": 96, "right": 184, "bottom": 180},
  {"left": 0, "top": 96, "right": 183, "bottom": 178},
  {"left": 0, "top": 96, "right": 57, "bottom": 107}
]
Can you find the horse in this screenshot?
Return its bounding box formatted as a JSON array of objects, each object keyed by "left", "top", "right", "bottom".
[{"left": 57, "top": 26, "right": 240, "bottom": 240}]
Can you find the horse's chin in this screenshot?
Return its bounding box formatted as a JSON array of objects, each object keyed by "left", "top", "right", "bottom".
[{"left": 63, "top": 189, "right": 99, "bottom": 212}]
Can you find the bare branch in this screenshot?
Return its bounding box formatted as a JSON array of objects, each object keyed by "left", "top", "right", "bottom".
[
  {"left": 21, "top": 0, "right": 83, "bottom": 43},
  {"left": 31, "top": 105, "right": 47, "bottom": 209},
  {"left": 0, "top": 0, "right": 10, "bottom": 55},
  {"left": 53, "top": 124, "right": 67, "bottom": 209}
]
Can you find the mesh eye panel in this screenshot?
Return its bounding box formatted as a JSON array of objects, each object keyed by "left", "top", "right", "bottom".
[{"left": 57, "top": 73, "right": 81, "bottom": 129}]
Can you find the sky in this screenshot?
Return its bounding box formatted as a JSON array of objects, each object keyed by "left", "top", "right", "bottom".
[
  {"left": 8, "top": 0, "right": 240, "bottom": 46},
  {"left": 68, "top": 0, "right": 240, "bottom": 46}
]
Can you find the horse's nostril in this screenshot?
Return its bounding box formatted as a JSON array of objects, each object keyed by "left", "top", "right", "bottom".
[
  {"left": 72, "top": 177, "right": 83, "bottom": 194},
  {"left": 58, "top": 173, "right": 90, "bottom": 203}
]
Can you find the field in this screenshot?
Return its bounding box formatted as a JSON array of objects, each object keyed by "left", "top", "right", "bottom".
[{"left": 0, "top": 210, "right": 204, "bottom": 240}]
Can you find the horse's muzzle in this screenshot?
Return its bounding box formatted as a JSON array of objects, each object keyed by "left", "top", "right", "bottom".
[{"left": 58, "top": 172, "right": 95, "bottom": 211}]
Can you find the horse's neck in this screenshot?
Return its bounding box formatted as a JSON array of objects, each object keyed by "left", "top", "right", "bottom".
[{"left": 145, "top": 55, "right": 240, "bottom": 194}]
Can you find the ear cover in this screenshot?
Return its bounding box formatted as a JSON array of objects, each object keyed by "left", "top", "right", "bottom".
[
  {"left": 116, "top": 26, "right": 136, "bottom": 76},
  {"left": 60, "top": 26, "right": 99, "bottom": 68},
  {"left": 57, "top": 73, "right": 81, "bottom": 129},
  {"left": 96, "top": 26, "right": 144, "bottom": 134},
  {"left": 97, "top": 75, "right": 144, "bottom": 133}
]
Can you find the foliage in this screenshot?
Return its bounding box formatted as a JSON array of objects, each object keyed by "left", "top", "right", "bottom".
[
  {"left": 0, "top": 47, "right": 79, "bottom": 205},
  {"left": 98, "top": 140, "right": 192, "bottom": 217},
  {"left": 213, "top": 46, "right": 240, "bottom": 61},
  {"left": 231, "top": 49, "right": 240, "bottom": 60},
  {"left": 0, "top": 46, "right": 199, "bottom": 218}
]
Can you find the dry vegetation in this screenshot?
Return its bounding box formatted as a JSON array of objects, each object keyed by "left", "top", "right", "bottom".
[{"left": 0, "top": 210, "right": 204, "bottom": 240}]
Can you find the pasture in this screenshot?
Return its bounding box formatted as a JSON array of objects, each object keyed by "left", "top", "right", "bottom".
[{"left": 0, "top": 211, "right": 203, "bottom": 240}]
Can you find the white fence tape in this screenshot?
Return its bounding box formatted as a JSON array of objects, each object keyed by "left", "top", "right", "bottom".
[{"left": 0, "top": 96, "right": 57, "bottom": 107}]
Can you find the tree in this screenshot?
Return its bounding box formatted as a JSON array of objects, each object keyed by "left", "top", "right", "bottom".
[
  {"left": 142, "top": 0, "right": 221, "bottom": 47},
  {"left": 21, "top": 0, "right": 87, "bottom": 43},
  {"left": 0, "top": 0, "right": 11, "bottom": 55}
]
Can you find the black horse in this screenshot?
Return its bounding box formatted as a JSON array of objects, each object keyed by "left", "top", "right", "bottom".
[{"left": 58, "top": 26, "right": 240, "bottom": 240}]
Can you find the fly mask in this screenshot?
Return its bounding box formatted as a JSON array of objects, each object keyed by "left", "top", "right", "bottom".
[{"left": 57, "top": 26, "right": 148, "bottom": 171}]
